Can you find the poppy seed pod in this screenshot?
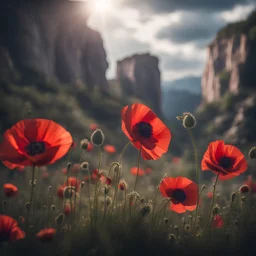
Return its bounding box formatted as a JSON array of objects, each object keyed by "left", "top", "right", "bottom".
[
  {"left": 183, "top": 113, "right": 196, "bottom": 129},
  {"left": 81, "top": 182, "right": 85, "bottom": 188},
  {"left": 80, "top": 139, "right": 89, "bottom": 150},
  {"left": 51, "top": 205, "right": 56, "bottom": 211},
  {"left": 164, "top": 217, "right": 169, "bottom": 224},
  {"left": 25, "top": 202, "right": 30, "bottom": 212},
  {"left": 249, "top": 147, "right": 256, "bottom": 159},
  {"left": 184, "top": 224, "right": 190, "bottom": 232},
  {"left": 91, "top": 129, "right": 105, "bottom": 146}
]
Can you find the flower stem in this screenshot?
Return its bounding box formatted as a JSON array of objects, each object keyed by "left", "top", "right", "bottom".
[
  {"left": 119, "top": 141, "right": 132, "bottom": 166},
  {"left": 204, "top": 172, "right": 220, "bottom": 233},
  {"left": 187, "top": 129, "right": 200, "bottom": 233},
  {"left": 27, "top": 165, "right": 35, "bottom": 229},
  {"left": 133, "top": 144, "right": 142, "bottom": 192}
]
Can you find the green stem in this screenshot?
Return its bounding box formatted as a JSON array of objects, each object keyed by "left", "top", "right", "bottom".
[
  {"left": 187, "top": 129, "right": 200, "bottom": 233},
  {"left": 204, "top": 172, "right": 220, "bottom": 233},
  {"left": 93, "top": 146, "right": 102, "bottom": 226},
  {"left": 151, "top": 186, "right": 159, "bottom": 224},
  {"left": 27, "top": 165, "right": 36, "bottom": 229},
  {"left": 86, "top": 169, "right": 93, "bottom": 228},
  {"left": 119, "top": 141, "right": 132, "bottom": 166},
  {"left": 133, "top": 144, "right": 142, "bottom": 192}
]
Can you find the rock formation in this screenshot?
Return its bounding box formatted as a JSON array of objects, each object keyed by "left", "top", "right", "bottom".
[
  {"left": 202, "top": 10, "right": 256, "bottom": 103},
  {"left": 116, "top": 53, "right": 161, "bottom": 113},
  {"left": 0, "top": 0, "right": 109, "bottom": 91}
]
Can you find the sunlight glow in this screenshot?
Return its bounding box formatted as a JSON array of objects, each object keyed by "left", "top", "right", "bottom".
[{"left": 92, "top": 0, "right": 111, "bottom": 14}]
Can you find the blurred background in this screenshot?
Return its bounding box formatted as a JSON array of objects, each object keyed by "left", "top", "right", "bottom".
[{"left": 1, "top": 0, "right": 256, "bottom": 189}]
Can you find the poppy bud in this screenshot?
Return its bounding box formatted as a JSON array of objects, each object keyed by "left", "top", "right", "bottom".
[
  {"left": 231, "top": 192, "right": 236, "bottom": 203},
  {"left": 64, "top": 187, "right": 75, "bottom": 199},
  {"left": 25, "top": 202, "right": 30, "bottom": 211},
  {"left": 55, "top": 214, "right": 64, "bottom": 226},
  {"left": 241, "top": 196, "right": 246, "bottom": 203},
  {"left": 168, "top": 234, "right": 176, "bottom": 244},
  {"left": 80, "top": 139, "right": 89, "bottom": 150},
  {"left": 118, "top": 180, "right": 128, "bottom": 191},
  {"left": 80, "top": 162, "right": 89, "bottom": 171},
  {"left": 213, "top": 204, "right": 220, "bottom": 215},
  {"left": 196, "top": 233, "right": 202, "bottom": 239},
  {"left": 106, "top": 177, "right": 112, "bottom": 186},
  {"left": 249, "top": 147, "right": 256, "bottom": 159},
  {"left": 183, "top": 113, "right": 196, "bottom": 129},
  {"left": 184, "top": 224, "right": 190, "bottom": 232},
  {"left": 81, "top": 182, "right": 85, "bottom": 188},
  {"left": 48, "top": 186, "right": 52, "bottom": 192},
  {"left": 201, "top": 184, "right": 206, "bottom": 191},
  {"left": 91, "top": 129, "right": 105, "bottom": 146},
  {"left": 197, "top": 216, "right": 202, "bottom": 223},
  {"left": 239, "top": 185, "right": 250, "bottom": 193},
  {"left": 138, "top": 204, "right": 151, "bottom": 217},
  {"left": 67, "top": 162, "right": 72, "bottom": 169},
  {"left": 140, "top": 197, "right": 145, "bottom": 204},
  {"left": 106, "top": 197, "right": 112, "bottom": 207},
  {"left": 51, "top": 205, "right": 56, "bottom": 211},
  {"left": 164, "top": 217, "right": 169, "bottom": 224}
]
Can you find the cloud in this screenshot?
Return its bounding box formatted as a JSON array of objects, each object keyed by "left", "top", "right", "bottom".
[
  {"left": 120, "top": 0, "right": 253, "bottom": 14},
  {"left": 156, "top": 11, "right": 225, "bottom": 44},
  {"left": 159, "top": 52, "right": 204, "bottom": 71}
]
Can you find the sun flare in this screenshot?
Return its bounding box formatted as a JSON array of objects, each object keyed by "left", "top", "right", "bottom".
[{"left": 92, "top": 0, "right": 111, "bottom": 14}]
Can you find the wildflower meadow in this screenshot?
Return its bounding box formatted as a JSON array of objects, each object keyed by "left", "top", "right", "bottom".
[{"left": 0, "top": 103, "right": 256, "bottom": 255}]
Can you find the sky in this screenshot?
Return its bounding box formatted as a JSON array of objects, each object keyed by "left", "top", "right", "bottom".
[{"left": 86, "top": 0, "right": 256, "bottom": 82}]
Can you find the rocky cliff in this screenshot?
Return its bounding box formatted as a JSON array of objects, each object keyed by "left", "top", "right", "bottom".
[
  {"left": 0, "top": 0, "right": 109, "bottom": 91},
  {"left": 202, "top": 10, "right": 256, "bottom": 103},
  {"left": 116, "top": 53, "right": 161, "bottom": 113}
]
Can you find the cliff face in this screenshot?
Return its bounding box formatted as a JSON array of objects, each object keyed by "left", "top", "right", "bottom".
[
  {"left": 116, "top": 53, "right": 161, "bottom": 113},
  {"left": 202, "top": 11, "right": 256, "bottom": 103},
  {"left": 0, "top": 0, "right": 108, "bottom": 91}
]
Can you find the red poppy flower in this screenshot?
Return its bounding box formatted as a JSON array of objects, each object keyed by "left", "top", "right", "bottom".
[
  {"left": 159, "top": 177, "right": 198, "bottom": 214},
  {"left": 121, "top": 103, "right": 171, "bottom": 160},
  {"left": 3, "top": 183, "right": 18, "bottom": 197},
  {"left": 104, "top": 144, "right": 116, "bottom": 154},
  {"left": 57, "top": 185, "right": 65, "bottom": 199},
  {"left": 36, "top": 228, "right": 56, "bottom": 242},
  {"left": 201, "top": 140, "right": 248, "bottom": 180},
  {"left": 0, "top": 215, "right": 25, "bottom": 242},
  {"left": 66, "top": 177, "right": 81, "bottom": 190},
  {"left": 2, "top": 160, "right": 25, "bottom": 170},
  {"left": 118, "top": 180, "right": 127, "bottom": 191},
  {"left": 90, "top": 123, "right": 98, "bottom": 131},
  {"left": 172, "top": 157, "right": 181, "bottom": 164},
  {"left": 86, "top": 142, "right": 94, "bottom": 152},
  {"left": 0, "top": 119, "right": 73, "bottom": 167},
  {"left": 145, "top": 168, "right": 152, "bottom": 174},
  {"left": 207, "top": 192, "right": 213, "bottom": 199},
  {"left": 71, "top": 163, "right": 80, "bottom": 174},
  {"left": 64, "top": 204, "right": 74, "bottom": 216},
  {"left": 41, "top": 172, "right": 50, "bottom": 180},
  {"left": 130, "top": 167, "right": 145, "bottom": 176},
  {"left": 212, "top": 215, "right": 224, "bottom": 228}
]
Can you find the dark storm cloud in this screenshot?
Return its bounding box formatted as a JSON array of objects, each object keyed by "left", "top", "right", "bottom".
[
  {"left": 156, "top": 12, "right": 225, "bottom": 44},
  {"left": 159, "top": 52, "right": 203, "bottom": 70},
  {"left": 120, "top": 0, "right": 254, "bottom": 14}
]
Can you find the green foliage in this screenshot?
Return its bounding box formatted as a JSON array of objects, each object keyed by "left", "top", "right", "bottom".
[
  {"left": 249, "top": 26, "right": 256, "bottom": 41},
  {"left": 220, "top": 92, "right": 235, "bottom": 111},
  {"left": 216, "top": 10, "right": 256, "bottom": 39},
  {"left": 218, "top": 70, "right": 230, "bottom": 83}
]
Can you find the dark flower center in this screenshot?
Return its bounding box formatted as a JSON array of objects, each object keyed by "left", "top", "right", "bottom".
[
  {"left": 173, "top": 189, "right": 186, "bottom": 203},
  {"left": 133, "top": 121, "right": 153, "bottom": 138},
  {"left": 219, "top": 156, "right": 233, "bottom": 169},
  {"left": 26, "top": 142, "right": 46, "bottom": 156}
]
